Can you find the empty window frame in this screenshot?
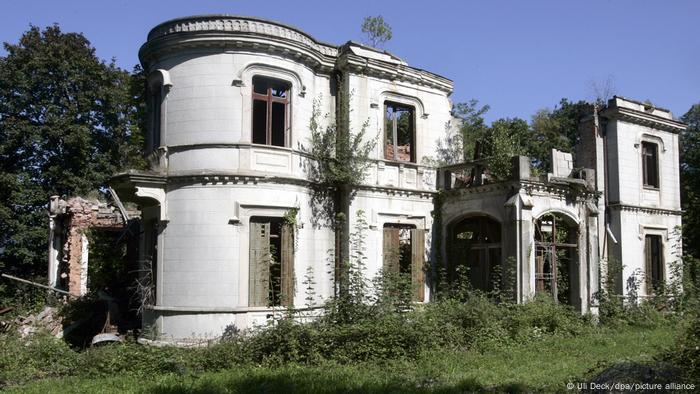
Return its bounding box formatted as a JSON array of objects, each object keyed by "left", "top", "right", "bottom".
[
  {"left": 252, "top": 76, "right": 291, "bottom": 147},
  {"left": 148, "top": 87, "right": 163, "bottom": 150},
  {"left": 534, "top": 214, "right": 578, "bottom": 305},
  {"left": 642, "top": 141, "right": 659, "bottom": 188},
  {"left": 384, "top": 102, "right": 415, "bottom": 162},
  {"left": 383, "top": 224, "right": 425, "bottom": 301},
  {"left": 644, "top": 234, "right": 664, "bottom": 294},
  {"left": 249, "top": 217, "right": 294, "bottom": 307},
  {"left": 450, "top": 216, "right": 501, "bottom": 292}
]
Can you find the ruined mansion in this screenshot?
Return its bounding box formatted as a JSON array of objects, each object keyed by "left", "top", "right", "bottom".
[{"left": 47, "top": 15, "right": 685, "bottom": 342}]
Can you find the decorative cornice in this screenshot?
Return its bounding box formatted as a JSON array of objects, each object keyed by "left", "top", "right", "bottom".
[
  {"left": 608, "top": 203, "right": 682, "bottom": 216},
  {"left": 139, "top": 15, "right": 454, "bottom": 93},
  {"left": 602, "top": 106, "right": 686, "bottom": 133},
  {"left": 146, "top": 15, "right": 338, "bottom": 56},
  {"left": 336, "top": 52, "right": 453, "bottom": 93}
]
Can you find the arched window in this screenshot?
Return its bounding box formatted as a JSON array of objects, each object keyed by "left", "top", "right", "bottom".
[
  {"left": 449, "top": 216, "right": 501, "bottom": 292},
  {"left": 534, "top": 213, "right": 578, "bottom": 304}
]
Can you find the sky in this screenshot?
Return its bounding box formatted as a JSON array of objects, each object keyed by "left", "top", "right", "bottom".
[{"left": 1, "top": 0, "right": 698, "bottom": 123}]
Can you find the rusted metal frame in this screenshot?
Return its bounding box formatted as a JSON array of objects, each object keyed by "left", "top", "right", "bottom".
[{"left": 1, "top": 273, "right": 74, "bottom": 297}]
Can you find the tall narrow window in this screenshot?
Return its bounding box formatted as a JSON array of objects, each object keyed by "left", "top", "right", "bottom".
[
  {"left": 249, "top": 217, "right": 294, "bottom": 307},
  {"left": 642, "top": 142, "right": 659, "bottom": 188},
  {"left": 644, "top": 234, "right": 663, "bottom": 294},
  {"left": 384, "top": 102, "right": 415, "bottom": 162},
  {"left": 149, "top": 88, "right": 162, "bottom": 150},
  {"left": 383, "top": 224, "right": 425, "bottom": 301},
  {"left": 535, "top": 213, "right": 578, "bottom": 305},
  {"left": 252, "top": 76, "right": 290, "bottom": 147}
]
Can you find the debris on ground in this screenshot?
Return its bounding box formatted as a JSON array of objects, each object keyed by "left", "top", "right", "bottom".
[{"left": 12, "top": 306, "right": 63, "bottom": 338}]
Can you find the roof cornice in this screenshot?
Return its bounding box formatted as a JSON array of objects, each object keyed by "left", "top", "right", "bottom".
[{"left": 601, "top": 106, "right": 686, "bottom": 133}]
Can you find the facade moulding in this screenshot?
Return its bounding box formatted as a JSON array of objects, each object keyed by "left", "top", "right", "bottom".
[
  {"left": 608, "top": 203, "right": 682, "bottom": 216},
  {"left": 141, "top": 37, "right": 336, "bottom": 74},
  {"left": 145, "top": 15, "right": 339, "bottom": 55},
  {"left": 601, "top": 107, "right": 686, "bottom": 133},
  {"left": 336, "top": 53, "right": 453, "bottom": 93}
]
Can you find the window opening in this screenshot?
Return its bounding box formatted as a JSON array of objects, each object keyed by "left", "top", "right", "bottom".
[
  {"left": 383, "top": 223, "right": 425, "bottom": 301},
  {"left": 384, "top": 102, "right": 415, "bottom": 162},
  {"left": 252, "top": 76, "right": 290, "bottom": 147},
  {"left": 535, "top": 213, "right": 578, "bottom": 305},
  {"left": 450, "top": 216, "right": 501, "bottom": 292},
  {"left": 149, "top": 87, "right": 162, "bottom": 150},
  {"left": 644, "top": 234, "right": 663, "bottom": 294},
  {"left": 249, "top": 217, "right": 294, "bottom": 307},
  {"left": 642, "top": 141, "right": 659, "bottom": 188}
]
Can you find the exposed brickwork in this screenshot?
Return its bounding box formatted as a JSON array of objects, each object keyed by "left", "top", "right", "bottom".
[{"left": 58, "top": 197, "right": 126, "bottom": 296}]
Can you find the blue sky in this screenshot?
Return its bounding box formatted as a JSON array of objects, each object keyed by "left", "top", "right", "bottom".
[{"left": 2, "top": 0, "right": 698, "bottom": 123}]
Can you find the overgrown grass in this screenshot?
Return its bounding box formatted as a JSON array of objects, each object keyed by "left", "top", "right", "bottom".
[
  {"left": 3, "top": 291, "right": 690, "bottom": 393},
  {"left": 5, "top": 325, "right": 677, "bottom": 393}
]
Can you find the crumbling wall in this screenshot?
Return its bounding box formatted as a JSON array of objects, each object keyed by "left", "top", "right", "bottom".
[{"left": 49, "top": 196, "right": 130, "bottom": 297}]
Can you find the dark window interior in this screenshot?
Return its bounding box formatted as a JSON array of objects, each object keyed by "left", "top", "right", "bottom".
[
  {"left": 450, "top": 216, "right": 501, "bottom": 292},
  {"left": 645, "top": 234, "right": 664, "bottom": 293},
  {"left": 642, "top": 141, "right": 659, "bottom": 188},
  {"left": 252, "top": 76, "right": 290, "bottom": 147},
  {"left": 150, "top": 88, "right": 162, "bottom": 149},
  {"left": 384, "top": 102, "right": 415, "bottom": 162}
]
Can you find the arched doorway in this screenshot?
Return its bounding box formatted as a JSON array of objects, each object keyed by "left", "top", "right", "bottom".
[
  {"left": 534, "top": 213, "right": 578, "bottom": 305},
  {"left": 449, "top": 216, "right": 502, "bottom": 292}
]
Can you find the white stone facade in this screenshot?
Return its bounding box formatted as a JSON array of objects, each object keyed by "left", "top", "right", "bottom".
[{"left": 111, "top": 15, "right": 684, "bottom": 342}]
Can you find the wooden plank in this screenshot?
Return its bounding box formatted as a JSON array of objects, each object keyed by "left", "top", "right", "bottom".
[
  {"left": 383, "top": 228, "right": 400, "bottom": 274},
  {"left": 411, "top": 229, "right": 425, "bottom": 302},
  {"left": 249, "top": 222, "right": 270, "bottom": 307},
  {"left": 281, "top": 224, "right": 295, "bottom": 307}
]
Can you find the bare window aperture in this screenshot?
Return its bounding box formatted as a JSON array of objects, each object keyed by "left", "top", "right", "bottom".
[
  {"left": 384, "top": 102, "right": 415, "bottom": 162},
  {"left": 535, "top": 214, "right": 578, "bottom": 305},
  {"left": 249, "top": 217, "right": 294, "bottom": 307},
  {"left": 644, "top": 234, "right": 663, "bottom": 294},
  {"left": 252, "top": 76, "right": 290, "bottom": 147},
  {"left": 149, "top": 87, "right": 162, "bottom": 150},
  {"left": 642, "top": 141, "right": 659, "bottom": 188},
  {"left": 450, "top": 216, "right": 501, "bottom": 292},
  {"left": 383, "top": 224, "right": 425, "bottom": 301}
]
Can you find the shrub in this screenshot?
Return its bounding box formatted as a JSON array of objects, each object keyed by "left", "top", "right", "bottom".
[{"left": 670, "top": 313, "right": 700, "bottom": 381}]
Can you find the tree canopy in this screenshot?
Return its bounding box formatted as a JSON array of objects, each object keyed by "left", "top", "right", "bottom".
[
  {"left": 0, "top": 25, "right": 143, "bottom": 280},
  {"left": 681, "top": 104, "right": 700, "bottom": 257}
]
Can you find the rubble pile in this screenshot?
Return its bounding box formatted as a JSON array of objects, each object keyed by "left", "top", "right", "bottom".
[{"left": 13, "top": 307, "right": 63, "bottom": 338}]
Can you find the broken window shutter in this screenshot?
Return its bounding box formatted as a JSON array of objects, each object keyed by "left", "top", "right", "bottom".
[
  {"left": 383, "top": 227, "right": 401, "bottom": 274},
  {"left": 249, "top": 222, "right": 270, "bottom": 307},
  {"left": 411, "top": 229, "right": 425, "bottom": 302},
  {"left": 281, "top": 224, "right": 294, "bottom": 307}
]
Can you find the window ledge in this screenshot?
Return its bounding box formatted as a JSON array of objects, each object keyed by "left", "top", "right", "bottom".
[{"left": 643, "top": 186, "right": 660, "bottom": 191}]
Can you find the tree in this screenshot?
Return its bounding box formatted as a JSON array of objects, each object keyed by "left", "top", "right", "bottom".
[
  {"left": 361, "top": 16, "right": 393, "bottom": 49},
  {"left": 681, "top": 104, "right": 700, "bottom": 257},
  {"left": 0, "top": 25, "right": 143, "bottom": 282},
  {"left": 305, "top": 82, "right": 375, "bottom": 296},
  {"left": 528, "top": 99, "right": 593, "bottom": 172},
  {"left": 483, "top": 118, "right": 529, "bottom": 179}
]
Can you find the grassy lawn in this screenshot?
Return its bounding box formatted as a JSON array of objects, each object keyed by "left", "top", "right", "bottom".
[{"left": 6, "top": 325, "right": 676, "bottom": 393}]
